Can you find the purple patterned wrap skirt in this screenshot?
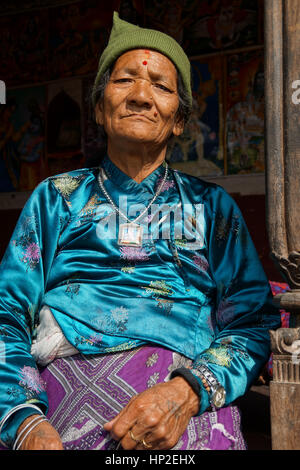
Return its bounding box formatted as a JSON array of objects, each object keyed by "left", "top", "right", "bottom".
[{"left": 32, "top": 345, "right": 246, "bottom": 450}]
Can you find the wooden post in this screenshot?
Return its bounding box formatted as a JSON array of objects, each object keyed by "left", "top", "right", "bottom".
[{"left": 265, "top": 0, "right": 300, "bottom": 450}]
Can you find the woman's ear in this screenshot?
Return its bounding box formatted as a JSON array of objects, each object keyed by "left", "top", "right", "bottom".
[
  {"left": 172, "top": 117, "right": 184, "bottom": 137},
  {"left": 94, "top": 102, "right": 104, "bottom": 126}
]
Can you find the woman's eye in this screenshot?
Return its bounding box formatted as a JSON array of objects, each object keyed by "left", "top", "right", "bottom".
[
  {"left": 114, "top": 78, "right": 132, "bottom": 84},
  {"left": 155, "top": 84, "right": 172, "bottom": 93}
]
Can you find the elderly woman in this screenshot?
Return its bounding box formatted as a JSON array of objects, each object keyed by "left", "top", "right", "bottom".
[{"left": 0, "top": 13, "right": 280, "bottom": 451}]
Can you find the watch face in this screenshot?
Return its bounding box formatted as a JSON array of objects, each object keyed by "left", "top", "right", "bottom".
[{"left": 212, "top": 386, "right": 226, "bottom": 408}]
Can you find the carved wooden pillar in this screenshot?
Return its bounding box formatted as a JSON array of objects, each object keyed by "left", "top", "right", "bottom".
[{"left": 265, "top": 0, "right": 300, "bottom": 450}]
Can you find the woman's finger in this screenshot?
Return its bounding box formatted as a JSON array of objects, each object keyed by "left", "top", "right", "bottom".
[
  {"left": 120, "top": 428, "right": 154, "bottom": 450},
  {"left": 103, "top": 395, "right": 138, "bottom": 432}
]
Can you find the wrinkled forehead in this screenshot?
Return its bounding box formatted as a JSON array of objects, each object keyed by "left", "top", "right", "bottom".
[{"left": 111, "top": 48, "right": 178, "bottom": 80}]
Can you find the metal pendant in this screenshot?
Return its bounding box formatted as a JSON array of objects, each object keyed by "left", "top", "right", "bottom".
[{"left": 118, "top": 223, "right": 144, "bottom": 247}]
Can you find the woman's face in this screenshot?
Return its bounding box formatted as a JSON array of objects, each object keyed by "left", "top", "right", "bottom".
[{"left": 95, "top": 49, "right": 184, "bottom": 150}]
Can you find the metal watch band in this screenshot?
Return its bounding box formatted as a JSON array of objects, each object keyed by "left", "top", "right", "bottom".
[
  {"left": 192, "top": 364, "right": 226, "bottom": 408},
  {"left": 194, "top": 364, "right": 220, "bottom": 391}
]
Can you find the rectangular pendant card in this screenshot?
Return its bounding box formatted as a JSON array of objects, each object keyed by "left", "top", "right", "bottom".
[{"left": 118, "top": 223, "right": 143, "bottom": 247}]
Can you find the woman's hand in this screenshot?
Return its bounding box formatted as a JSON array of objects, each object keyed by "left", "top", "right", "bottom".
[
  {"left": 104, "top": 376, "right": 199, "bottom": 450},
  {"left": 16, "top": 414, "right": 64, "bottom": 450}
]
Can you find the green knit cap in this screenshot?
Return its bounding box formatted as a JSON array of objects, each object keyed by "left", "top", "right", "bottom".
[{"left": 92, "top": 12, "right": 192, "bottom": 107}]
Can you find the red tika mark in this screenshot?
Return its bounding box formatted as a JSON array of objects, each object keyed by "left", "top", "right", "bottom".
[{"left": 142, "top": 60, "right": 148, "bottom": 65}]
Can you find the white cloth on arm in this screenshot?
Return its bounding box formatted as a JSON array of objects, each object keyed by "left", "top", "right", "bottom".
[{"left": 31, "top": 305, "right": 78, "bottom": 366}]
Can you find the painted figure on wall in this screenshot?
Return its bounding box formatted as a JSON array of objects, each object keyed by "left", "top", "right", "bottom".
[
  {"left": 49, "top": 2, "right": 113, "bottom": 80},
  {"left": 205, "top": 0, "right": 254, "bottom": 50},
  {"left": 145, "top": 0, "right": 196, "bottom": 48},
  {"left": 226, "top": 51, "right": 264, "bottom": 174},
  {"left": 17, "top": 99, "right": 45, "bottom": 191},
  {"left": 168, "top": 58, "right": 223, "bottom": 177},
  {"left": 186, "top": 0, "right": 258, "bottom": 56},
  {"left": 145, "top": 0, "right": 259, "bottom": 57},
  {"left": 0, "top": 88, "right": 46, "bottom": 192}
]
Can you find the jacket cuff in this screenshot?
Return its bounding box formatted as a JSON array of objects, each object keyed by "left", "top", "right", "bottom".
[{"left": 170, "top": 367, "right": 210, "bottom": 416}]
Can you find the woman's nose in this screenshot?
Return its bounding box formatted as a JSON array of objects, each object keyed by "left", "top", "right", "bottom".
[{"left": 127, "top": 79, "right": 153, "bottom": 108}]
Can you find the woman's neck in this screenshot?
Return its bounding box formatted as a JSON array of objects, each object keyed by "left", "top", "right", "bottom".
[{"left": 106, "top": 140, "right": 166, "bottom": 183}]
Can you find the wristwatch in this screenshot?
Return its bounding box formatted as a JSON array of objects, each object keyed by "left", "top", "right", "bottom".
[{"left": 193, "top": 365, "right": 226, "bottom": 409}]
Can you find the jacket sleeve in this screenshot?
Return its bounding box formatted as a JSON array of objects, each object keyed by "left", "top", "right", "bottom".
[
  {"left": 172, "top": 186, "right": 281, "bottom": 414},
  {"left": 0, "top": 179, "right": 70, "bottom": 447}
]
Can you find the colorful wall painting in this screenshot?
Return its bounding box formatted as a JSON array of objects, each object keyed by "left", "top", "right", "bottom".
[
  {"left": 168, "top": 56, "right": 224, "bottom": 177},
  {"left": 145, "top": 0, "right": 260, "bottom": 57},
  {"left": 144, "top": 0, "right": 197, "bottom": 49},
  {"left": 226, "top": 48, "right": 264, "bottom": 174},
  {"left": 0, "top": 86, "right": 46, "bottom": 192},
  {"left": 48, "top": 1, "right": 113, "bottom": 81},
  {"left": 0, "top": 0, "right": 267, "bottom": 193}
]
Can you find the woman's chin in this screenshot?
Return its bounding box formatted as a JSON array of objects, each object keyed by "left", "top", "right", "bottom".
[{"left": 117, "top": 132, "right": 157, "bottom": 145}]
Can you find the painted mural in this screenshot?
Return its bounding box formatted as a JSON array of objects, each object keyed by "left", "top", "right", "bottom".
[
  {"left": 145, "top": 0, "right": 260, "bottom": 56},
  {"left": 0, "top": 0, "right": 266, "bottom": 192},
  {"left": 0, "top": 86, "right": 46, "bottom": 191},
  {"left": 168, "top": 56, "right": 224, "bottom": 177},
  {"left": 226, "top": 48, "right": 264, "bottom": 174}
]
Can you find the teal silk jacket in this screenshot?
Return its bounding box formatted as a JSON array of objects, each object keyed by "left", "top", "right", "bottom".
[{"left": 0, "top": 156, "right": 280, "bottom": 446}]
